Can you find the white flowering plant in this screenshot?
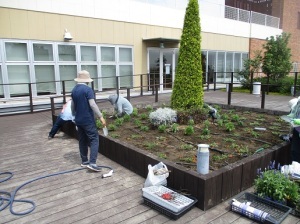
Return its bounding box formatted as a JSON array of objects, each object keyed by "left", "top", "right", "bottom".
[{"left": 149, "top": 107, "right": 177, "bottom": 127}]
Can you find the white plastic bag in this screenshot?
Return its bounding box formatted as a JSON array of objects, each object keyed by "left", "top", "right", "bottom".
[{"left": 144, "top": 162, "right": 169, "bottom": 187}]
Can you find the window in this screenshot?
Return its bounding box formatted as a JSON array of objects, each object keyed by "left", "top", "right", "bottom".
[
  {"left": 5, "top": 42, "right": 28, "bottom": 61},
  {"left": 7, "top": 65, "right": 30, "bottom": 96},
  {"left": 35, "top": 65, "right": 56, "bottom": 95},
  {"left": 81, "top": 46, "right": 97, "bottom": 61},
  {"left": 0, "top": 67, "right": 3, "bottom": 97},
  {"left": 81, "top": 65, "right": 98, "bottom": 89},
  {"left": 58, "top": 45, "right": 76, "bottom": 61},
  {"left": 119, "top": 48, "right": 132, "bottom": 62},
  {"left": 59, "top": 65, "right": 77, "bottom": 92},
  {"left": 33, "top": 44, "right": 53, "bottom": 61},
  {"left": 101, "top": 47, "right": 115, "bottom": 61},
  {"left": 101, "top": 65, "right": 116, "bottom": 89},
  {"left": 119, "top": 65, "right": 133, "bottom": 88}
]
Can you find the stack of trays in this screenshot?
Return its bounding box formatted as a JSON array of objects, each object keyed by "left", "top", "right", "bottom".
[{"left": 142, "top": 185, "right": 197, "bottom": 220}]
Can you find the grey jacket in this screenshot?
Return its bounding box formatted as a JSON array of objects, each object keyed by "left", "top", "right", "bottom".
[{"left": 108, "top": 95, "right": 133, "bottom": 117}]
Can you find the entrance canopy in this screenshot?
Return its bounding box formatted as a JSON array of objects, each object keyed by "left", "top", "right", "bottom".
[{"left": 143, "top": 37, "right": 180, "bottom": 47}]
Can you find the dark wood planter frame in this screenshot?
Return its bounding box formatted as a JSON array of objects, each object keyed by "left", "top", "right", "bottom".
[{"left": 58, "top": 105, "right": 291, "bottom": 211}]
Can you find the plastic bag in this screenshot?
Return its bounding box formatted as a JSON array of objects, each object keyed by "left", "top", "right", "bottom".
[{"left": 144, "top": 162, "right": 169, "bottom": 187}]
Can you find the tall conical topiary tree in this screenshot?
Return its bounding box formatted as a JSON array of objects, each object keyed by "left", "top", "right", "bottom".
[{"left": 171, "top": 0, "right": 203, "bottom": 110}]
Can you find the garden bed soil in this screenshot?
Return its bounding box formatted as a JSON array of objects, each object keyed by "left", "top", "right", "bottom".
[{"left": 104, "top": 105, "right": 290, "bottom": 172}]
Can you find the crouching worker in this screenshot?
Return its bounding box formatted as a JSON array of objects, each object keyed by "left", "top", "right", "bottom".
[
  {"left": 48, "top": 99, "right": 74, "bottom": 139},
  {"left": 108, "top": 95, "right": 133, "bottom": 118}
]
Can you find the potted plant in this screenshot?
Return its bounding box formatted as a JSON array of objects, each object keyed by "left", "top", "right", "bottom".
[{"left": 254, "top": 161, "right": 300, "bottom": 208}]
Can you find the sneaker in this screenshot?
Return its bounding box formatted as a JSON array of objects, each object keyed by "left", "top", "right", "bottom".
[
  {"left": 48, "top": 135, "right": 53, "bottom": 140},
  {"left": 81, "top": 161, "right": 89, "bottom": 167},
  {"left": 87, "top": 164, "right": 102, "bottom": 172}
]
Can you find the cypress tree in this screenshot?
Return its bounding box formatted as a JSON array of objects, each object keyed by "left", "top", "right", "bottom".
[{"left": 171, "top": 0, "right": 203, "bottom": 110}]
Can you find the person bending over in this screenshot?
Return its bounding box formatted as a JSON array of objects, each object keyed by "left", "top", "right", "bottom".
[{"left": 108, "top": 94, "right": 133, "bottom": 118}]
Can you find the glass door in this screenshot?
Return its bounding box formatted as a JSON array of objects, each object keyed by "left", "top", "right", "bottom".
[{"left": 148, "top": 48, "right": 176, "bottom": 92}]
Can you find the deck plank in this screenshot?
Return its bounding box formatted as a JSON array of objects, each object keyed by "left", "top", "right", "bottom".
[{"left": 0, "top": 92, "right": 299, "bottom": 223}]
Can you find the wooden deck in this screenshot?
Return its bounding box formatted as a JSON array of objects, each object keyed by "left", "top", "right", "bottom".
[{"left": 1, "top": 91, "right": 299, "bottom": 223}]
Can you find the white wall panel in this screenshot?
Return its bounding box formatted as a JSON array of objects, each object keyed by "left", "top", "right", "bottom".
[{"left": 0, "top": 0, "right": 282, "bottom": 40}]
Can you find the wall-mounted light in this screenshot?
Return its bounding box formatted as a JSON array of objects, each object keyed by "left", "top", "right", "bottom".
[
  {"left": 64, "top": 29, "right": 73, "bottom": 41},
  {"left": 160, "top": 42, "right": 164, "bottom": 49}
]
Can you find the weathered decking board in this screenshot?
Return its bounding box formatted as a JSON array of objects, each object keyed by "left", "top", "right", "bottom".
[{"left": 0, "top": 92, "right": 299, "bottom": 223}]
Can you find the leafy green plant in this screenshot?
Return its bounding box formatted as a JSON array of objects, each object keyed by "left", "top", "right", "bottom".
[
  {"left": 145, "top": 105, "right": 153, "bottom": 112},
  {"left": 202, "top": 128, "right": 210, "bottom": 135},
  {"left": 180, "top": 144, "right": 194, "bottom": 150},
  {"left": 223, "top": 138, "right": 235, "bottom": 143},
  {"left": 209, "top": 142, "right": 218, "bottom": 148},
  {"left": 114, "top": 117, "right": 124, "bottom": 127},
  {"left": 225, "top": 122, "right": 235, "bottom": 132},
  {"left": 157, "top": 152, "right": 167, "bottom": 159},
  {"left": 251, "top": 131, "right": 260, "bottom": 138},
  {"left": 139, "top": 113, "right": 148, "bottom": 120},
  {"left": 255, "top": 163, "right": 300, "bottom": 205},
  {"left": 158, "top": 124, "right": 167, "bottom": 133},
  {"left": 123, "top": 114, "right": 131, "bottom": 122},
  {"left": 131, "top": 134, "right": 141, "bottom": 139},
  {"left": 107, "top": 124, "right": 117, "bottom": 131},
  {"left": 199, "top": 134, "right": 211, "bottom": 140},
  {"left": 188, "top": 119, "right": 195, "bottom": 126},
  {"left": 140, "top": 125, "right": 149, "bottom": 131},
  {"left": 110, "top": 133, "right": 120, "bottom": 138},
  {"left": 184, "top": 125, "right": 194, "bottom": 135},
  {"left": 131, "top": 108, "right": 138, "bottom": 117},
  {"left": 212, "top": 154, "right": 228, "bottom": 162},
  {"left": 144, "top": 142, "right": 157, "bottom": 150},
  {"left": 170, "top": 123, "right": 179, "bottom": 133},
  {"left": 134, "top": 119, "right": 142, "bottom": 127}
]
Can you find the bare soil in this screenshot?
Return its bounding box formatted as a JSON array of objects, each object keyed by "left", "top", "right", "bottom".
[{"left": 103, "top": 106, "right": 289, "bottom": 172}]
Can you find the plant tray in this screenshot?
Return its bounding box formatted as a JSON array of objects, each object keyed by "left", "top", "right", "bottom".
[
  {"left": 142, "top": 185, "right": 196, "bottom": 213},
  {"left": 143, "top": 195, "right": 197, "bottom": 220},
  {"left": 231, "top": 192, "right": 292, "bottom": 224}
]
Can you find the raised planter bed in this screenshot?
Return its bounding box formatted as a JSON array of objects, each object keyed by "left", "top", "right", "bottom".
[{"left": 58, "top": 106, "right": 292, "bottom": 211}]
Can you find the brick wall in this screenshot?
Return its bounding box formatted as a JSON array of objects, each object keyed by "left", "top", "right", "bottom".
[{"left": 281, "top": 0, "right": 300, "bottom": 64}]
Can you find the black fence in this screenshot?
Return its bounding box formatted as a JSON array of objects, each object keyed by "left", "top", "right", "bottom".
[{"left": 1, "top": 71, "right": 299, "bottom": 115}]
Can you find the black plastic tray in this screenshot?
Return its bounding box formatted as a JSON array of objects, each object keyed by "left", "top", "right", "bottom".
[
  {"left": 231, "top": 192, "right": 292, "bottom": 224},
  {"left": 143, "top": 195, "right": 198, "bottom": 220}
]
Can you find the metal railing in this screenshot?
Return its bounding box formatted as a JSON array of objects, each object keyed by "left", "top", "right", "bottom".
[{"left": 1, "top": 71, "right": 299, "bottom": 115}]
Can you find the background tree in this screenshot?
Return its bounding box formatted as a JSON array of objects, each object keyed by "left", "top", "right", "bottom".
[
  {"left": 262, "top": 32, "right": 292, "bottom": 82},
  {"left": 171, "top": 0, "right": 203, "bottom": 110}
]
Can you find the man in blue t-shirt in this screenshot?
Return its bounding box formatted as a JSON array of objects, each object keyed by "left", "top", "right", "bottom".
[{"left": 71, "top": 70, "right": 106, "bottom": 172}]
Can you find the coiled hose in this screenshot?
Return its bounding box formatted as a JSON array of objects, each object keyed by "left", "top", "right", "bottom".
[{"left": 0, "top": 165, "right": 113, "bottom": 216}]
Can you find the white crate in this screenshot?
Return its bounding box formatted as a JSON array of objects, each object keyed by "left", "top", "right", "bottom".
[{"left": 142, "top": 186, "right": 195, "bottom": 213}]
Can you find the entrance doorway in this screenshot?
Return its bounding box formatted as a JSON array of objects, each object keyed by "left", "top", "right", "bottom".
[{"left": 148, "top": 48, "right": 178, "bottom": 92}]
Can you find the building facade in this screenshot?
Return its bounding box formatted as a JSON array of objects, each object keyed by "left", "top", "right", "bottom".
[
  {"left": 0, "top": 0, "right": 282, "bottom": 100},
  {"left": 226, "top": 0, "right": 300, "bottom": 68}
]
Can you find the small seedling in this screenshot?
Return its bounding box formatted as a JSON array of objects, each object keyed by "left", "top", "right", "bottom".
[
  {"left": 184, "top": 125, "right": 194, "bottom": 136},
  {"left": 158, "top": 124, "right": 167, "bottom": 133},
  {"left": 140, "top": 125, "right": 149, "bottom": 131},
  {"left": 170, "top": 123, "right": 179, "bottom": 133},
  {"left": 180, "top": 144, "right": 194, "bottom": 150},
  {"left": 225, "top": 122, "right": 235, "bottom": 132},
  {"left": 131, "top": 108, "right": 138, "bottom": 117},
  {"left": 157, "top": 152, "right": 167, "bottom": 159},
  {"left": 107, "top": 124, "right": 117, "bottom": 131}
]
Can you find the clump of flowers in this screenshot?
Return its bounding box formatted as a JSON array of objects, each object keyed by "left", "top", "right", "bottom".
[
  {"left": 254, "top": 161, "right": 300, "bottom": 206},
  {"left": 149, "top": 107, "right": 177, "bottom": 127}
]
